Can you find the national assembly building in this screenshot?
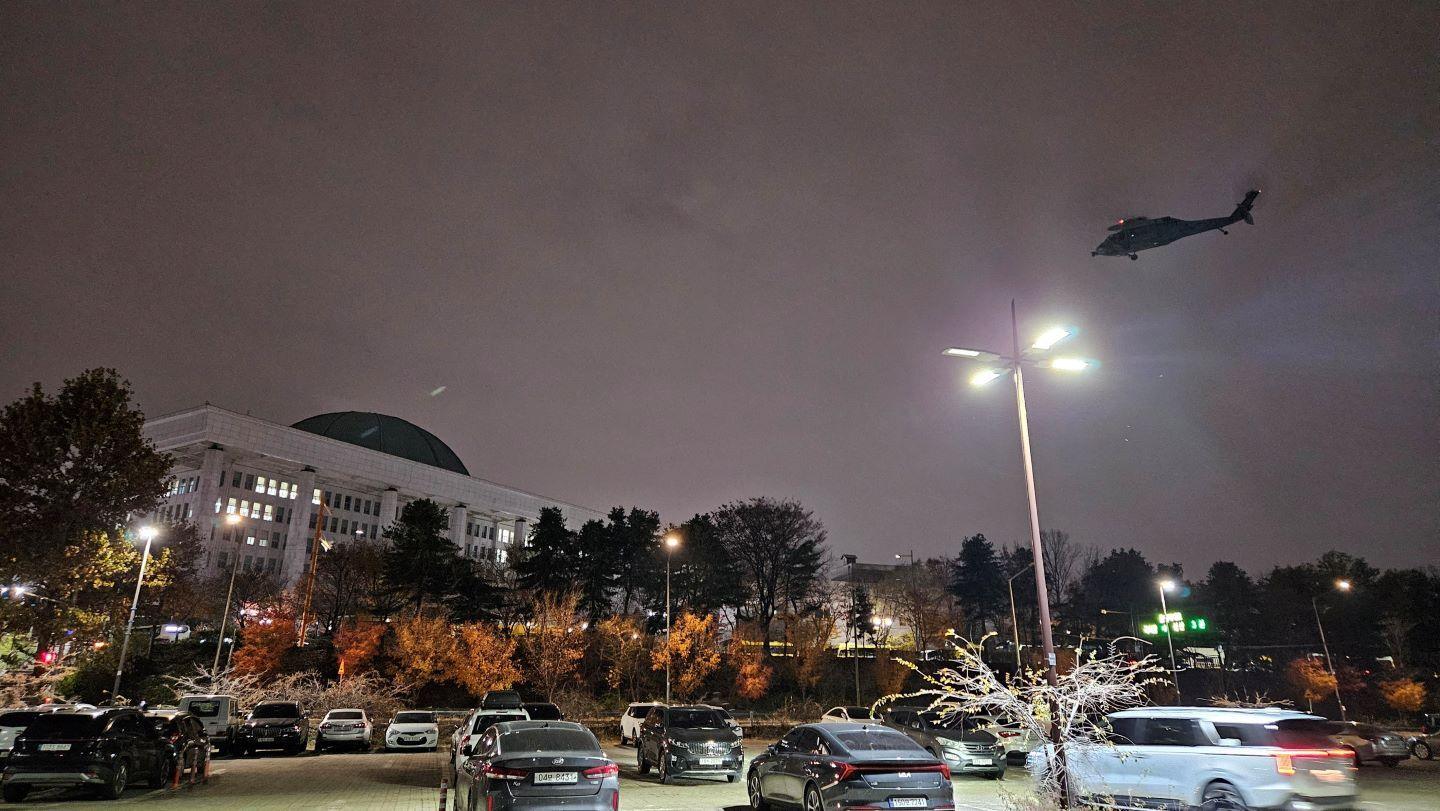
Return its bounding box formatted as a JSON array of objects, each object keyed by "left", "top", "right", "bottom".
[{"left": 141, "top": 405, "right": 604, "bottom": 584}]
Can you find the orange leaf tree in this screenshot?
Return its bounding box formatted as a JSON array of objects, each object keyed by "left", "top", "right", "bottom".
[
  {"left": 454, "top": 622, "right": 521, "bottom": 695},
  {"left": 652, "top": 612, "right": 721, "bottom": 700},
  {"left": 730, "top": 623, "right": 773, "bottom": 702},
  {"left": 1380, "top": 678, "right": 1426, "bottom": 714},
  {"left": 520, "top": 591, "right": 586, "bottom": 701},
  {"left": 788, "top": 609, "right": 837, "bottom": 702},
  {"left": 231, "top": 605, "right": 297, "bottom": 678},
  {"left": 595, "top": 616, "right": 650, "bottom": 700},
  {"left": 1285, "top": 657, "right": 1337, "bottom": 711},
  {"left": 392, "top": 614, "right": 459, "bottom": 690},
  {"left": 332, "top": 620, "right": 385, "bottom": 677}
]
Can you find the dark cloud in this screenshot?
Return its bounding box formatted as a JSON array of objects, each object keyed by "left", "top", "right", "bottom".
[{"left": 2, "top": 3, "right": 1435, "bottom": 574}]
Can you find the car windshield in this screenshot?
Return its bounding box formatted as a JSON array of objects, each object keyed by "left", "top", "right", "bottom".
[
  {"left": 0, "top": 712, "right": 43, "bottom": 727},
  {"left": 502, "top": 729, "right": 599, "bottom": 753},
  {"left": 921, "top": 711, "right": 985, "bottom": 731},
  {"left": 627, "top": 705, "right": 655, "bottom": 718},
  {"left": 393, "top": 712, "right": 434, "bottom": 724},
  {"left": 843, "top": 707, "right": 874, "bottom": 719},
  {"left": 524, "top": 704, "right": 563, "bottom": 720},
  {"left": 669, "top": 709, "right": 726, "bottom": 729},
  {"left": 24, "top": 715, "right": 104, "bottom": 739},
  {"left": 185, "top": 701, "right": 221, "bottom": 717},
  {"left": 327, "top": 711, "right": 363, "bottom": 720},
  {"left": 250, "top": 703, "right": 300, "bottom": 719},
  {"left": 1268, "top": 719, "right": 1340, "bottom": 748},
  {"left": 472, "top": 713, "right": 526, "bottom": 733},
  {"left": 834, "top": 729, "right": 925, "bottom": 753}
]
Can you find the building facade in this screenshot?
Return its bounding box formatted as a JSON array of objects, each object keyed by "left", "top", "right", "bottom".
[{"left": 142, "top": 405, "right": 604, "bottom": 584}]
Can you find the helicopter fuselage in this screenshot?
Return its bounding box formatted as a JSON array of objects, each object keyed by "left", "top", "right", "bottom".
[{"left": 1092, "top": 215, "right": 1236, "bottom": 258}]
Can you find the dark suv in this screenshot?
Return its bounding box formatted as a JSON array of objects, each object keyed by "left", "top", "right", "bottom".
[
  {"left": 235, "top": 701, "right": 308, "bottom": 756},
  {"left": 1, "top": 709, "right": 167, "bottom": 802},
  {"left": 636, "top": 705, "right": 743, "bottom": 784}
]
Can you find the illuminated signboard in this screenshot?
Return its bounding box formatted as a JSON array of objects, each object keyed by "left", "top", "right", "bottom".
[{"left": 1139, "top": 612, "right": 1209, "bottom": 636}]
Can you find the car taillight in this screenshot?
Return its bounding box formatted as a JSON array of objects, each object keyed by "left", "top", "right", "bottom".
[
  {"left": 939, "top": 762, "right": 951, "bottom": 780},
  {"left": 1274, "top": 749, "right": 1352, "bottom": 775},
  {"left": 482, "top": 764, "right": 527, "bottom": 781},
  {"left": 583, "top": 761, "right": 619, "bottom": 778}
]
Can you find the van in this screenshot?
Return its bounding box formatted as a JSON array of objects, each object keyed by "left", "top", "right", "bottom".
[{"left": 177, "top": 695, "right": 242, "bottom": 754}]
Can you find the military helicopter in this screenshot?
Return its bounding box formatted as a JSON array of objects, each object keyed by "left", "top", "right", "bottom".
[{"left": 1093, "top": 190, "right": 1260, "bottom": 259}]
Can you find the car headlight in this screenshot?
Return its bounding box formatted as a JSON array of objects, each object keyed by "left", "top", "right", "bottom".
[{"left": 667, "top": 739, "right": 688, "bottom": 751}]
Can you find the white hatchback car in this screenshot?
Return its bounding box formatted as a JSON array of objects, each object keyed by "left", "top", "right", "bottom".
[
  {"left": 619, "top": 702, "right": 660, "bottom": 746},
  {"left": 451, "top": 707, "right": 529, "bottom": 772},
  {"left": 1029, "top": 707, "right": 1358, "bottom": 810},
  {"left": 316, "top": 708, "right": 373, "bottom": 751},
  {"left": 384, "top": 710, "right": 439, "bottom": 751},
  {"left": 820, "top": 705, "right": 878, "bottom": 724}
]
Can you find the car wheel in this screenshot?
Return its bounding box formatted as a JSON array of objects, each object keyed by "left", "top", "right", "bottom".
[
  {"left": 658, "top": 752, "right": 671, "bottom": 784},
  {"left": 747, "top": 771, "right": 770, "bottom": 810},
  {"left": 636, "top": 744, "right": 651, "bottom": 775},
  {"left": 2, "top": 784, "right": 30, "bottom": 803},
  {"left": 1348, "top": 748, "right": 1362, "bottom": 768},
  {"left": 1413, "top": 741, "right": 1434, "bottom": 760},
  {"left": 1201, "top": 780, "right": 1248, "bottom": 810},
  {"left": 148, "top": 756, "right": 170, "bottom": 789},
  {"left": 803, "top": 782, "right": 824, "bottom": 811},
  {"left": 99, "top": 761, "right": 128, "bottom": 800}
]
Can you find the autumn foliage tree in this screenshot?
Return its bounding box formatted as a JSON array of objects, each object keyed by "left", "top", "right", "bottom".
[
  {"left": 730, "top": 623, "right": 773, "bottom": 702},
  {"left": 595, "top": 616, "right": 649, "bottom": 700},
  {"left": 788, "top": 609, "right": 836, "bottom": 701},
  {"left": 453, "top": 623, "right": 521, "bottom": 695},
  {"left": 652, "top": 612, "right": 721, "bottom": 700},
  {"left": 392, "top": 614, "right": 460, "bottom": 690},
  {"left": 231, "top": 605, "right": 298, "bottom": 678},
  {"left": 332, "top": 620, "right": 385, "bottom": 677},
  {"left": 1380, "top": 678, "right": 1426, "bottom": 714},
  {"left": 1285, "top": 657, "right": 1337, "bottom": 711},
  {"left": 520, "top": 591, "right": 586, "bottom": 701}
]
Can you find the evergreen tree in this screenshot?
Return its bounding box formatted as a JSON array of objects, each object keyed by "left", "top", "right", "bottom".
[
  {"left": 514, "top": 506, "right": 578, "bottom": 593},
  {"left": 573, "top": 519, "right": 617, "bottom": 621},
  {"left": 949, "top": 534, "right": 1006, "bottom": 637},
  {"left": 382, "top": 498, "right": 457, "bottom": 614}
]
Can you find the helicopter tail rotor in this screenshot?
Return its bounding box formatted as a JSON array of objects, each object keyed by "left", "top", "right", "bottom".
[{"left": 1232, "top": 189, "right": 1260, "bottom": 225}]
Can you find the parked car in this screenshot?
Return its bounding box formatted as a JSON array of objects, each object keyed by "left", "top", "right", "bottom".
[
  {"left": 522, "top": 702, "right": 563, "bottom": 721},
  {"left": 1, "top": 708, "right": 169, "bottom": 802},
  {"left": 619, "top": 703, "right": 659, "bottom": 746},
  {"left": 316, "top": 708, "right": 373, "bottom": 752},
  {"left": 235, "top": 701, "right": 308, "bottom": 756},
  {"left": 820, "top": 706, "right": 877, "bottom": 724},
  {"left": 176, "top": 695, "right": 242, "bottom": 754},
  {"left": 636, "top": 704, "right": 744, "bottom": 784},
  {"left": 144, "top": 710, "right": 210, "bottom": 784},
  {"left": 971, "top": 713, "right": 1043, "bottom": 765},
  {"left": 452, "top": 708, "right": 530, "bottom": 773},
  {"left": 881, "top": 707, "right": 1005, "bottom": 778},
  {"left": 1027, "top": 706, "right": 1358, "bottom": 810},
  {"left": 0, "top": 706, "right": 94, "bottom": 762},
  {"left": 479, "top": 690, "right": 524, "bottom": 710},
  {"left": 747, "top": 723, "right": 953, "bottom": 811},
  {"left": 384, "top": 711, "right": 440, "bottom": 751},
  {"left": 1329, "top": 721, "right": 1409, "bottom": 767},
  {"left": 456, "top": 720, "right": 619, "bottom": 811}
]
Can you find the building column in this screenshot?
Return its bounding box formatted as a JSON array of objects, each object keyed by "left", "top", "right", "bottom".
[
  {"left": 449, "top": 505, "right": 468, "bottom": 555},
  {"left": 380, "top": 488, "right": 400, "bottom": 526},
  {"left": 511, "top": 517, "right": 528, "bottom": 554},
  {"left": 195, "top": 445, "right": 227, "bottom": 568},
  {"left": 281, "top": 469, "right": 318, "bottom": 586}
]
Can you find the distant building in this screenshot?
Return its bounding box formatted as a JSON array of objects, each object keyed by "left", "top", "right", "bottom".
[{"left": 141, "top": 405, "right": 604, "bottom": 584}]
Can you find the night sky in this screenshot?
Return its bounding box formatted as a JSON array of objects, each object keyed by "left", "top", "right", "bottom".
[{"left": 3, "top": 4, "right": 1436, "bottom": 575}]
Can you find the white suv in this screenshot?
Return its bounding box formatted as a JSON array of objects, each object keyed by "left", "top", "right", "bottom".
[
  {"left": 450, "top": 707, "right": 529, "bottom": 772},
  {"left": 619, "top": 702, "right": 659, "bottom": 746},
  {"left": 1029, "top": 707, "right": 1358, "bottom": 810}
]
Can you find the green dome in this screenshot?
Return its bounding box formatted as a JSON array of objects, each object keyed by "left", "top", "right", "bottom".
[{"left": 291, "top": 412, "right": 469, "bottom": 476}]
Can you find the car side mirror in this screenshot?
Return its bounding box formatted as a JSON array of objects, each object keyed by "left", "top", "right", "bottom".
[
  {"left": 462, "top": 744, "right": 475, "bottom": 756},
  {"left": 1218, "top": 738, "right": 1242, "bottom": 748}
]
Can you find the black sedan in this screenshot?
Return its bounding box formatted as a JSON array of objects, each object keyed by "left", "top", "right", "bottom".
[{"left": 748, "top": 723, "right": 955, "bottom": 811}]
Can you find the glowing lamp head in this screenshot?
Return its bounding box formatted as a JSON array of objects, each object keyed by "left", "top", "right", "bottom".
[
  {"left": 942, "top": 347, "right": 981, "bottom": 358},
  {"left": 969, "top": 368, "right": 1006, "bottom": 387},
  {"left": 664, "top": 533, "right": 680, "bottom": 549},
  {"left": 1047, "top": 357, "right": 1092, "bottom": 372},
  {"left": 137, "top": 526, "right": 159, "bottom": 542},
  {"left": 1031, "top": 326, "right": 1075, "bottom": 351},
  {"left": 1159, "top": 579, "right": 1177, "bottom": 592},
  {"left": 1335, "top": 579, "right": 1352, "bottom": 592},
  {"left": 224, "top": 513, "right": 242, "bottom": 526}
]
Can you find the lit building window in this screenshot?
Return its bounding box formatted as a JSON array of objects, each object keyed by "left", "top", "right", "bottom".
[
  {"left": 214, "top": 499, "right": 222, "bottom": 514},
  {"left": 254, "top": 476, "right": 266, "bottom": 494},
  {"left": 313, "top": 488, "right": 322, "bottom": 505},
  {"left": 246, "top": 534, "right": 256, "bottom": 546},
  {"left": 267, "top": 479, "right": 278, "bottom": 496},
  {"left": 263, "top": 504, "right": 274, "bottom": 522},
  {"left": 226, "top": 497, "right": 238, "bottom": 514}
]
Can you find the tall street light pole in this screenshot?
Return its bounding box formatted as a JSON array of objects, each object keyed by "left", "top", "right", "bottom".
[
  {"left": 843, "top": 554, "right": 861, "bottom": 705},
  {"left": 944, "top": 302, "right": 1096, "bottom": 809},
  {"left": 113, "top": 526, "right": 159, "bottom": 702},
  {"left": 1313, "top": 579, "right": 1351, "bottom": 721},
  {"left": 1157, "top": 580, "right": 1180, "bottom": 695},
  {"left": 212, "top": 513, "right": 244, "bottom": 678},
  {"left": 1008, "top": 561, "right": 1034, "bottom": 672},
  {"left": 663, "top": 532, "right": 680, "bottom": 704}
]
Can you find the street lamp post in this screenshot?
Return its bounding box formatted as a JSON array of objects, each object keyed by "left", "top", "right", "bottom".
[
  {"left": 663, "top": 532, "right": 680, "bottom": 703},
  {"left": 1313, "top": 579, "right": 1351, "bottom": 721},
  {"left": 1008, "top": 561, "right": 1034, "bottom": 672},
  {"left": 894, "top": 551, "right": 916, "bottom": 566},
  {"left": 943, "top": 302, "right": 1096, "bottom": 809},
  {"left": 843, "top": 554, "right": 861, "bottom": 705},
  {"left": 112, "top": 526, "right": 159, "bottom": 703},
  {"left": 211, "top": 513, "right": 244, "bottom": 678},
  {"left": 1157, "top": 580, "right": 1180, "bottom": 695},
  {"left": 1100, "top": 608, "right": 1136, "bottom": 637}
]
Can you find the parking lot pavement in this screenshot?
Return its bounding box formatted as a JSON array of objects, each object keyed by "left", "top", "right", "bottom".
[
  {"left": 4, "top": 742, "right": 1436, "bottom": 809},
  {"left": 7, "top": 747, "right": 447, "bottom": 810}
]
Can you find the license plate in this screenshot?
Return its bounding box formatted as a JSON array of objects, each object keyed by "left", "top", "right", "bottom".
[
  {"left": 39, "top": 743, "right": 71, "bottom": 751},
  {"left": 698, "top": 756, "right": 723, "bottom": 765},
  {"left": 970, "top": 757, "right": 992, "bottom": 765},
  {"left": 257, "top": 737, "right": 275, "bottom": 743},
  {"left": 534, "top": 771, "right": 577, "bottom": 784},
  {"left": 890, "top": 799, "right": 926, "bottom": 809}
]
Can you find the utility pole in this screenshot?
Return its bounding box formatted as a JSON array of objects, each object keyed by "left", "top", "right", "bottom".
[
  {"left": 296, "top": 504, "right": 329, "bottom": 647},
  {"left": 113, "top": 527, "right": 158, "bottom": 703},
  {"left": 843, "top": 554, "right": 861, "bottom": 705}
]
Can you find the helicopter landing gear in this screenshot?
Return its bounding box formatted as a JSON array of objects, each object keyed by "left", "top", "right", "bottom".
[
  {"left": 1219, "top": 228, "right": 1229, "bottom": 235},
  {"left": 1128, "top": 253, "right": 1138, "bottom": 260}
]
